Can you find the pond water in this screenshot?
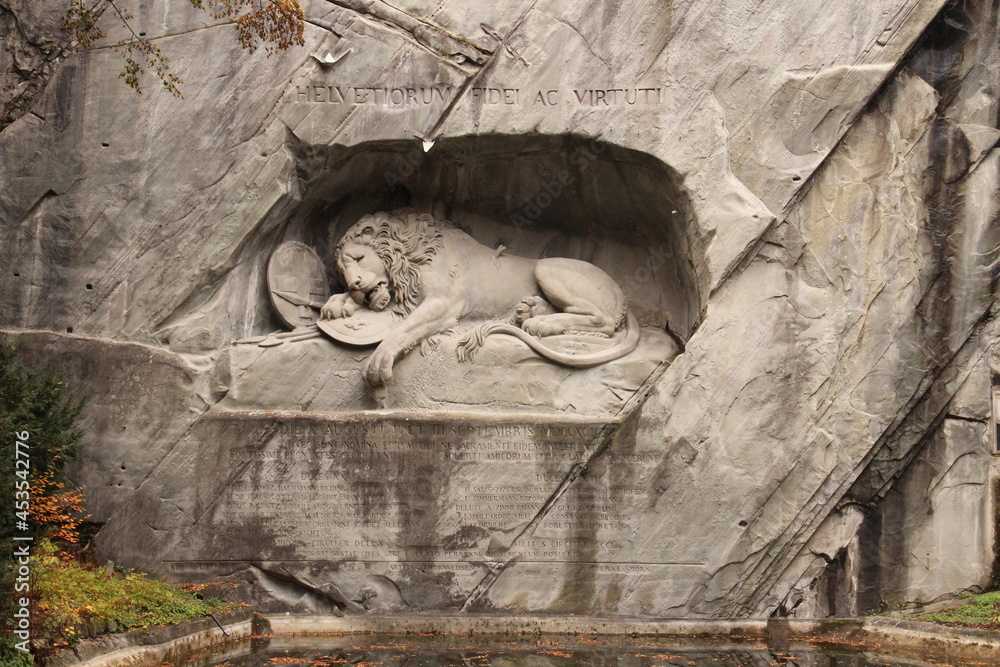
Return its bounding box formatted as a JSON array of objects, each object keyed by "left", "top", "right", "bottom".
[{"left": 167, "top": 634, "right": 963, "bottom": 667}]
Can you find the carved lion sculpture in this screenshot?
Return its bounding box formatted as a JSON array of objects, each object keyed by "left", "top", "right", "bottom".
[{"left": 319, "top": 210, "right": 639, "bottom": 386}]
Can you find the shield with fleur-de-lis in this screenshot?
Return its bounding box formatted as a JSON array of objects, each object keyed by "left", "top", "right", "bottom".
[{"left": 267, "top": 242, "right": 330, "bottom": 330}]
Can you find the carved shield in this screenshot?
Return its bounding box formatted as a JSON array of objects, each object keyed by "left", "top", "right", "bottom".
[
  {"left": 315, "top": 309, "right": 399, "bottom": 346},
  {"left": 267, "top": 242, "right": 330, "bottom": 330}
]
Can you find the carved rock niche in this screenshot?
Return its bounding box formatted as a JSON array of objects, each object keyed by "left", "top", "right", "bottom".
[
  {"left": 95, "top": 135, "right": 707, "bottom": 613},
  {"left": 221, "top": 133, "right": 700, "bottom": 418}
]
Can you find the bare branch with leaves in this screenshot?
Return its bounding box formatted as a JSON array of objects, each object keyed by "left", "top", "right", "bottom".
[
  {"left": 196, "top": 0, "right": 305, "bottom": 54},
  {"left": 61, "top": 0, "right": 304, "bottom": 98}
]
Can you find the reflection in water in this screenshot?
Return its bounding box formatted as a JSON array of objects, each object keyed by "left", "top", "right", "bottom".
[{"left": 164, "top": 634, "right": 950, "bottom": 667}]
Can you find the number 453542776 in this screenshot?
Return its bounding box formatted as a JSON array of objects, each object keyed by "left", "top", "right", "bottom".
[{"left": 14, "top": 431, "right": 29, "bottom": 526}]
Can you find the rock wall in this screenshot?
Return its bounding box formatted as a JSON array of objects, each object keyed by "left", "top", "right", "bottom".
[{"left": 1, "top": 0, "right": 998, "bottom": 616}]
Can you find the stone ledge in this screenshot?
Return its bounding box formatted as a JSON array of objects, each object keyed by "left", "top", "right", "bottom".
[
  {"left": 42, "top": 609, "right": 254, "bottom": 667},
  {"left": 854, "top": 616, "right": 1000, "bottom": 663},
  {"left": 866, "top": 615, "right": 1000, "bottom": 642},
  {"left": 265, "top": 614, "right": 770, "bottom": 638}
]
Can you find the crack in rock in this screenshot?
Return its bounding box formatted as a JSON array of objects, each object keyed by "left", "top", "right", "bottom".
[{"left": 322, "top": 0, "right": 490, "bottom": 66}]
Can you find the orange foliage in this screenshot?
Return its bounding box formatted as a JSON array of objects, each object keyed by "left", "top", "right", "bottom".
[
  {"left": 209, "top": 0, "right": 306, "bottom": 54},
  {"left": 29, "top": 468, "right": 88, "bottom": 545}
]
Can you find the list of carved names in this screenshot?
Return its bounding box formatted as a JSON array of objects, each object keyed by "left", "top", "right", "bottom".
[{"left": 218, "top": 419, "right": 661, "bottom": 563}]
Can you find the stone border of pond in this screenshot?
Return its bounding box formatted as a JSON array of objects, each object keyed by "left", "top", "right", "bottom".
[
  {"left": 42, "top": 609, "right": 255, "bottom": 667},
  {"left": 266, "top": 614, "right": 770, "bottom": 637},
  {"left": 852, "top": 616, "right": 1000, "bottom": 665},
  {"left": 46, "top": 613, "right": 1000, "bottom": 667}
]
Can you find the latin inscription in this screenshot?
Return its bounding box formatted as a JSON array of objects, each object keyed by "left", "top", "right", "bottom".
[
  {"left": 295, "top": 85, "right": 455, "bottom": 106},
  {"left": 211, "top": 417, "right": 661, "bottom": 564},
  {"left": 293, "top": 84, "right": 666, "bottom": 108}
]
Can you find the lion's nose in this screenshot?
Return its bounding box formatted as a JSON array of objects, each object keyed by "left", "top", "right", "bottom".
[{"left": 348, "top": 276, "right": 361, "bottom": 290}]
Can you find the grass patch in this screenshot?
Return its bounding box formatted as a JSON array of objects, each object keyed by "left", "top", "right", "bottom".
[
  {"left": 912, "top": 591, "right": 1000, "bottom": 630},
  {"left": 31, "top": 540, "right": 238, "bottom": 651}
]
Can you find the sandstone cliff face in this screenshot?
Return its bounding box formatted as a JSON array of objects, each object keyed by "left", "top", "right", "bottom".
[
  {"left": 0, "top": 0, "right": 74, "bottom": 127},
  {"left": 1, "top": 0, "right": 997, "bottom": 616}
]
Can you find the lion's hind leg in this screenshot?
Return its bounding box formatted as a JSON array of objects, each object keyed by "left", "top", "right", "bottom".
[
  {"left": 515, "top": 295, "right": 556, "bottom": 325},
  {"left": 521, "top": 311, "right": 614, "bottom": 338},
  {"left": 523, "top": 258, "right": 626, "bottom": 338}
]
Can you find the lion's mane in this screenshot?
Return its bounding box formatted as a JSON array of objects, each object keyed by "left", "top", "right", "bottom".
[{"left": 335, "top": 210, "right": 448, "bottom": 316}]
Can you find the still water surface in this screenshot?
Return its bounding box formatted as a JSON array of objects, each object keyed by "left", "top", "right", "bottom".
[{"left": 169, "top": 634, "right": 965, "bottom": 667}]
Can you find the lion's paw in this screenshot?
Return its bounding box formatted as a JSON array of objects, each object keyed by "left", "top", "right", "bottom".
[
  {"left": 362, "top": 346, "right": 394, "bottom": 386},
  {"left": 320, "top": 292, "right": 361, "bottom": 320},
  {"left": 515, "top": 296, "right": 555, "bottom": 325},
  {"left": 521, "top": 316, "right": 567, "bottom": 338}
]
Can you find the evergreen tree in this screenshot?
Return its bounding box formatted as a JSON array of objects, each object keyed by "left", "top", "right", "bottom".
[{"left": 0, "top": 342, "right": 84, "bottom": 544}]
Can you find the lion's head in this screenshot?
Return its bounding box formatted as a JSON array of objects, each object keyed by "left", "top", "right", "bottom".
[{"left": 334, "top": 210, "right": 448, "bottom": 316}]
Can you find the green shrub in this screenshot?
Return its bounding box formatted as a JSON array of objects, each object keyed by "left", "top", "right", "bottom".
[
  {"left": 0, "top": 341, "right": 84, "bottom": 545},
  {"left": 32, "top": 539, "right": 235, "bottom": 651},
  {"left": 914, "top": 590, "right": 1000, "bottom": 628},
  {"left": 0, "top": 640, "right": 34, "bottom": 666}
]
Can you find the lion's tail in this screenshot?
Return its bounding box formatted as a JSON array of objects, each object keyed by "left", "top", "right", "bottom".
[{"left": 456, "top": 311, "right": 640, "bottom": 367}]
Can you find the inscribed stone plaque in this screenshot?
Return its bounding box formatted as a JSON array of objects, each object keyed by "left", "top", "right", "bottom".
[{"left": 155, "top": 411, "right": 688, "bottom": 610}]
